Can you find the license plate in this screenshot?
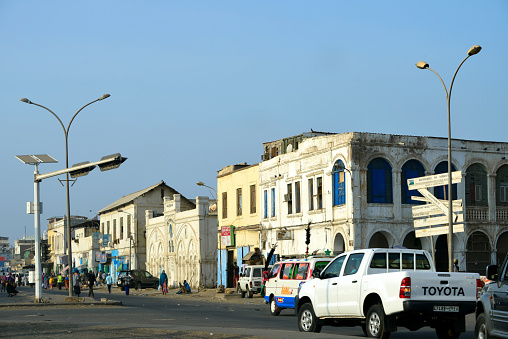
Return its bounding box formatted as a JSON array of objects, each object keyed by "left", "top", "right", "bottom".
[{"left": 433, "top": 306, "right": 459, "bottom": 312}]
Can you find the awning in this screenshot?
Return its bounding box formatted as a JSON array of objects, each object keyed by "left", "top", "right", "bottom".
[{"left": 242, "top": 251, "right": 257, "bottom": 261}]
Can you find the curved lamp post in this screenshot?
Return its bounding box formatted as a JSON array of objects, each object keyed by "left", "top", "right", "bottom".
[
  {"left": 20, "top": 94, "right": 110, "bottom": 296},
  {"left": 196, "top": 181, "right": 222, "bottom": 287},
  {"left": 416, "top": 45, "right": 481, "bottom": 272}
]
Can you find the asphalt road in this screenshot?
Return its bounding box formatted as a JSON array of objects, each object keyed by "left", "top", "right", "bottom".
[{"left": 0, "top": 286, "right": 477, "bottom": 339}]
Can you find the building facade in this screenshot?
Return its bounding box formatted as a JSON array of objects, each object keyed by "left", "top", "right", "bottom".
[
  {"left": 217, "top": 163, "right": 260, "bottom": 287},
  {"left": 257, "top": 132, "right": 508, "bottom": 275},
  {"left": 145, "top": 194, "right": 217, "bottom": 289}
]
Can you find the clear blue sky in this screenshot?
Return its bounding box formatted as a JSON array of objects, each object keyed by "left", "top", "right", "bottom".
[{"left": 1, "top": 1, "right": 507, "bottom": 244}]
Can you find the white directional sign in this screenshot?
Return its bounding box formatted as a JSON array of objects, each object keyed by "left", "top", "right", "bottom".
[
  {"left": 412, "top": 200, "right": 462, "bottom": 218},
  {"left": 407, "top": 171, "right": 462, "bottom": 190},
  {"left": 415, "top": 224, "right": 465, "bottom": 238},
  {"left": 414, "top": 213, "right": 464, "bottom": 228}
]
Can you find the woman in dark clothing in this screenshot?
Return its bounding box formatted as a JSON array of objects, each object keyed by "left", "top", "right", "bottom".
[{"left": 6, "top": 281, "right": 19, "bottom": 297}]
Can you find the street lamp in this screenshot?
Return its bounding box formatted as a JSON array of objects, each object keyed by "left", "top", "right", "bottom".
[
  {"left": 416, "top": 45, "right": 481, "bottom": 272},
  {"left": 15, "top": 154, "right": 57, "bottom": 302},
  {"left": 118, "top": 210, "right": 136, "bottom": 270},
  {"left": 20, "top": 94, "right": 110, "bottom": 297},
  {"left": 196, "top": 181, "right": 222, "bottom": 287}
]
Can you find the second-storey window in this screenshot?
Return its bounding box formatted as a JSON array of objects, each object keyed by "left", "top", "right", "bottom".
[
  {"left": 271, "top": 187, "right": 276, "bottom": 217},
  {"left": 222, "top": 192, "right": 228, "bottom": 219},
  {"left": 264, "top": 190, "right": 268, "bottom": 219},
  {"left": 237, "top": 188, "right": 242, "bottom": 216},
  {"left": 295, "top": 181, "right": 301, "bottom": 213},
  {"left": 287, "top": 183, "right": 293, "bottom": 214}
]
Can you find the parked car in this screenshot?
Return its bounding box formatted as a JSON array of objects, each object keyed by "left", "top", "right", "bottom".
[
  {"left": 238, "top": 265, "right": 272, "bottom": 298},
  {"left": 475, "top": 253, "right": 508, "bottom": 339},
  {"left": 296, "top": 248, "right": 481, "bottom": 338},
  {"left": 117, "top": 270, "right": 159, "bottom": 290},
  {"left": 264, "top": 256, "right": 333, "bottom": 315}
]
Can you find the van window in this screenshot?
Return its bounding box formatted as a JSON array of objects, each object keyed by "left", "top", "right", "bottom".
[
  {"left": 322, "top": 255, "right": 346, "bottom": 279},
  {"left": 244, "top": 267, "right": 251, "bottom": 277},
  {"left": 253, "top": 268, "right": 262, "bottom": 277},
  {"left": 389, "top": 253, "right": 400, "bottom": 269},
  {"left": 344, "top": 253, "right": 364, "bottom": 276},
  {"left": 295, "top": 263, "right": 309, "bottom": 280},
  {"left": 282, "top": 263, "right": 295, "bottom": 279},
  {"left": 415, "top": 254, "right": 431, "bottom": 270},
  {"left": 370, "top": 253, "right": 387, "bottom": 269}
]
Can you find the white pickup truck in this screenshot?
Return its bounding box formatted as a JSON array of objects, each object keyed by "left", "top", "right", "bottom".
[{"left": 296, "top": 248, "right": 481, "bottom": 339}]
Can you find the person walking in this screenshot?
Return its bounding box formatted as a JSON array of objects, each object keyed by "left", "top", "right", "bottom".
[
  {"left": 72, "top": 272, "right": 81, "bottom": 297},
  {"left": 1, "top": 273, "right": 6, "bottom": 292},
  {"left": 105, "top": 273, "right": 113, "bottom": 293},
  {"left": 159, "top": 270, "right": 168, "bottom": 295},
  {"left": 87, "top": 270, "right": 96, "bottom": 298},
  {"left": 57, "top": 273, "right": 63, "bottom": 290}
]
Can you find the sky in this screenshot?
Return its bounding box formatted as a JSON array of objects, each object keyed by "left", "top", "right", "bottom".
[{"left": 1, "top": 1, "right": 507, "bottom": 245}]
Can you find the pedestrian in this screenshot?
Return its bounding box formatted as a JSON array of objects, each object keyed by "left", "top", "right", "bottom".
[
  {"left": 65, "top": 275, "right": 69, "bottom": 290},
  {"left": 105, "top": 273, "right": 113, "bottom": 293},
  {"left": 232, "top": 263, "right": 239, "bottom": 289},
  {"left": 159, "top": 270, "right": 168, "bottom": 295},
  {"left": 43, "top": 274, "right": 49, "bottom": 289},
  {"left": 49, "top": 275, "right": 53, "bottom": 290},
  {"left": 6, "top": 281, "right": 19, "bottom": 297},
  {"left": 183, "top": 280, "right": 191, "bottom": 293},
  {"left": 1, "top": 273, "right": 6, "bottom": 292},
  {"left": 17, "top": 274, "right": 21, "bottom": 287},
  {"left": 453, "top": 258, "right": 460, "bottom": 272},
  {"left": 57, "top": 273, "right": 63, "bottom": 290},
  {"left": 73, "top": 272, "right": 81, "bottom": 297},
  {"left": 87, "top": 270, "right": 96, "bottom": 298}
]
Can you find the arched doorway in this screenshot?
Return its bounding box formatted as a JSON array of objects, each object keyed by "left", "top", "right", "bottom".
[
  {"left": 402, "top": 231, "right": 422, "bottom": 250},
  {"left": 368, "top": 232, "right": 389, "bottom": 248},
  {"left": 333, "top": 233, "right": 345, "bottom": 255},
  {"left": 435, "top": 235, "right": 448, "bottom": 272},
  {"left": 466, "top": 231, "right": 491, "bottom": 275},
  {"left": 496, "top": 231, "right": 508, "bottom": 266}
]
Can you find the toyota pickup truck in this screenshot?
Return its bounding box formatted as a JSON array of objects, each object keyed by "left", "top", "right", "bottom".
[
  {"left": 475, "top": 253, "right": 508, "bottom": 339},
  {"left": 296, "top": 248, "right": 481, "bottom": 339}
]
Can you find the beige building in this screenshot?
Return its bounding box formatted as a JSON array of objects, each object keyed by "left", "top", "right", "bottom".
[
  {"left": 217, "top": 163, "right": 260, "bottom": 287},
  {"left": 145, "top": 194, "right": 217, "bottom": 289}
]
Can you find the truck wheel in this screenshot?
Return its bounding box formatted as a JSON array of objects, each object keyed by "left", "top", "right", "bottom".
[
  {"left": 435, "top": 321, "right": 459, "bottom": 339},
  {"left": 270, "top": 298, "right": 281, "bottom": 316},
  {"left": 247, "top": 287, "right": 254, "bottom": 298},
  {"left": 366, "top": 304, "right": 390, "bottom": 339},
  {"left": 298, "top": 303, "right": 322, "bottom": 333},
  {"left": 135, "top": 282, "right": 141, "bottom": 290},
  {"left": 240, "top": 288, "right": 246, "bottom": 298},
  {"left": 475, "top": 313, "right": 491, "bottom": 339}
]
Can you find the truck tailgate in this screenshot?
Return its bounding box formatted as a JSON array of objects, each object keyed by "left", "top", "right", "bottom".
[{"left": 410, "top": 271, "right": 479, "bottom": 302}]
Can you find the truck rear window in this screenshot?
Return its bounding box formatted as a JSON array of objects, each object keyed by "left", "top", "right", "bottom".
[{"left": 370, "top": 252, "right": 431, "bottom": 270}]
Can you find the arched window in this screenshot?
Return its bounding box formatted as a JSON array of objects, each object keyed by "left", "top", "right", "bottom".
[
  {"left": 367, "top": 158, "right": 393, "bottom": 203},
  {"left": 332, "top": 160, "right": 346, "bottom": 206},
  {"left": 401, "top": 160, "right": 425, "bottom": 204},
  {"left": 434, "top": 162, "right": 457, "bottom": 200},
  {"left": 496, "top": 165, "right": 508, "bottom": 206},
  {"left": 466, "top": 163, "right": 488, "bottom": 206}
]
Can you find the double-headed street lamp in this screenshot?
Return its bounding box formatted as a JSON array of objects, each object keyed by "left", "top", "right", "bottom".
[
  {"left": 19, "top": 94, "right": 123, "bottom": 297},
  {"left": 416, "top": 45, "right": 481, "bottom": 272}
]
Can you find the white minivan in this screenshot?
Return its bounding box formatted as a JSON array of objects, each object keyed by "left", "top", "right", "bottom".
[{"left": 264, "top": 256, "right": 333, "bottom": 316}]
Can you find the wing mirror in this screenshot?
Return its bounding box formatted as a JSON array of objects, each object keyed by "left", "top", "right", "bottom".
[
  {"left": 486, "top": 265, "right": 498, "bottom": 281},
  {"left": 312, "top": 269, "right": 321, "bottom": 279}
]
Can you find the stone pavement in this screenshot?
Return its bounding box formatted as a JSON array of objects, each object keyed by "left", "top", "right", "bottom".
[{"left": 0, "top": 284, "right": 266, "bottom": 307}]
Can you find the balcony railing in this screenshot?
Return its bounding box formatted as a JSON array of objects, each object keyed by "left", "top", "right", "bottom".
[{"left": 466, "top": 207, "right": 489, "bottom": 221}]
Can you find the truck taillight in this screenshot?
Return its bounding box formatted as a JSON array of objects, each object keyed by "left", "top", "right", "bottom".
[
  {"left": 399, "top": 277, "right": 411, "bottom": 299},
  {"left": 476, "top": 278, "right": 482, "bottom": 299}
]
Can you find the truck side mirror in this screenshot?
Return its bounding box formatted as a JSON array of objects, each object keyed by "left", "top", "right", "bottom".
[
  {"left": 312, "top": 269, "right": 321, "bottom": 279},
  {"left": 486, "top": 265, "right": 498, "bottom": 281}
]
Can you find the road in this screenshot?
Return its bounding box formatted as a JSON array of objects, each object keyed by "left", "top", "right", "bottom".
[{"left": 0, "top": 286, "right": 476, "bottom": 338}]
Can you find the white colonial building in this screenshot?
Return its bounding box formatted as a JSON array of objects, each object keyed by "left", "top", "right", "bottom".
[
  {"left": 258, "top": 132, "right": 508, "bottom": 274},
  {"left": 145, "top": 194, "right": 217, "bottom": 289}
]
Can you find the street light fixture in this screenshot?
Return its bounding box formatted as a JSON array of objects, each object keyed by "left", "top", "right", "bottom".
[
  {"left": 196, "top": 181, "right": 222, "bottom": 287},
  {"left": 416, "top": 45, "right": 481, "bottom": 272},
  {"left": 15, "top": 154, "right": 57, "bottom": 302},
  {"left": 20, "top": 94, "right": 111, "bottom": 297}
]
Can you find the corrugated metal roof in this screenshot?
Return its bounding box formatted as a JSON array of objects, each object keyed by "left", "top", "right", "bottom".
[{"left": 98, "top": 181, "right": 184, "bottom": 214}]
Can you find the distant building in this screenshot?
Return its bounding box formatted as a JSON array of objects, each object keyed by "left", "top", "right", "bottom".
[{"left": 0, "top": 237, "right": 12, "bottom": 271}]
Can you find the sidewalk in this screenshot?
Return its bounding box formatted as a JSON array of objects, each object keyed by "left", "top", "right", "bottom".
[
  {"left": 0, "top": 285, "right": 266, "bottom": 307},
  {"left": 0, "top": 286, "right": 122, "bottom": 307}
]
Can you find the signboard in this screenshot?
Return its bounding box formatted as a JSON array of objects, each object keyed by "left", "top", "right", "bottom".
[
  {"left": 414, "top": 214, "right": 464, "bottom": 228},
  {"left": 407, "top": 171, "right": 462, "bottom": 190},
  {"left": 102, "top": 234, "right": 111, "bottom": 246},
  {"left": 221, "top": 225, "right": 235, "bottom": 247},
  {"left": 276, "top": 230, "right": 292, "bottom": 240},
  {"left": 412, "top": 200, "right": 462, "bottom": 218},
  {"left": 415, "top": 224, "right": 465, "bottom": 238}
]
